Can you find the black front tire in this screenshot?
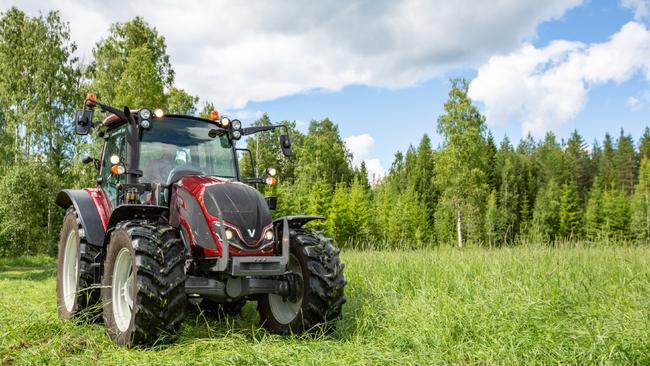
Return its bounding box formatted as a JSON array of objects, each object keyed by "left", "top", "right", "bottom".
[
  {"left": 101, "top": 221, "right": 186, "bottom": 346},
  {"left": 56, "top": 207, "right": 100, "bottom": 320},
  {"left": 257, "top": 229, "right": 346, "bottom": 334}
]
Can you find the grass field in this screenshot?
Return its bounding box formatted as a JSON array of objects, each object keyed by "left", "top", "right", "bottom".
[{"left": 0, "top": 247, "right": 649, "bottom": 365}]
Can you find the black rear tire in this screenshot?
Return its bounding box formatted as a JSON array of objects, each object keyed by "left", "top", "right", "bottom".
[
  {"left": 101, "top": 221, "right": 186, "bottom": 346},
  {"left": 56, "top": 207, "right": 100, "bottom": 321},
  {"left": 257, "top": 229, "right": 346, "bottom": 334}
]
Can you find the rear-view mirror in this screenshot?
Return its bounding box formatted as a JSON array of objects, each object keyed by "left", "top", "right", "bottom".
[
  {"left": 279, "top": 134, "right": 292, "bottom": 157},
  {"left": 75, "top": 108, "right": 93, "bottom": 135}
]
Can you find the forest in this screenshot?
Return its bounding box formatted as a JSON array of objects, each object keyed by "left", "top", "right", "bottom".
[{"left": 1, "top": 7, "right": 650, "bottom": 256}]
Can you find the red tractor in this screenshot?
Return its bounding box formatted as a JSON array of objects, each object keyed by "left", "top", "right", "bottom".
[{"left": 55, "top": 94, "right": 346, "bottom": 346}]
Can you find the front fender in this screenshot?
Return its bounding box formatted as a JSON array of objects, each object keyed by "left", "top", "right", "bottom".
[
  {"left": 104, "top": 204, "right": 168, "bottom": 245},
  {"left": 55, "top": 189, "right": 105, "bottom": 247},
  {"left": 272, "top": 215, "right": 325, "bottom": 229}
]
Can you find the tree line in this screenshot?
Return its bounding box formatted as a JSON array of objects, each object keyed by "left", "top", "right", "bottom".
[
  {"left": 257, "top": 79, "right": 650, "bottom": 249},
  {"left": 0, "top": 8, "right": 648, "bottom": 256}
]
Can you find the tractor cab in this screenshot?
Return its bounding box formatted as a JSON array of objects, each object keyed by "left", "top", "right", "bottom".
[{"left": 100, "top": 114, "right": 238, "bottom": 206}]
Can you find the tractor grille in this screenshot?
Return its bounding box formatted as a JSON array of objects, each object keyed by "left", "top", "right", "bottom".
[{"left": 203, "top": 183, "right": 272, "bottom": 245}]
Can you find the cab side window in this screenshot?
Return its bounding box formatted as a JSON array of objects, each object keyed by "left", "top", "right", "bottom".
[{"left": 101, "top": 127, "right": 126, "bottom": 205}]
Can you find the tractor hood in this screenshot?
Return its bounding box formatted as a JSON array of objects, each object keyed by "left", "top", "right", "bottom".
[{"left": 202, "top": 182, "right": 272, "bottom": 244}]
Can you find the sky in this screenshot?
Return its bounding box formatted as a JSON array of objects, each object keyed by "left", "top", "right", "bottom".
[{"left": 3, "top": 0, "right": 650, "bottom": 180}]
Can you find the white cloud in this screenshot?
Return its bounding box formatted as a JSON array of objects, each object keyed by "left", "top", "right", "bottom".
[
  {"left": 1, "top": 0, "right": 582, "bottom": 109},
  {"left": 622, "top": 0, "right": 649, "bottom": 20},
  {"left": 223, "top": 109, "right": 265, "bottom": 121},
  {"left": 344, "top": 133, "right": 385, "bottom": 181},
  {"left": 627, "top": 95, "right": 642, "bottom": 109},
  {"left": 468, "top": 21, "right": 650, "bottom": 137},
  {"left": 364, "top": 159, "right": 386, "bottom": 182},
  {"left": 344, "top": 134, "right": 374, "bottom": 164}
]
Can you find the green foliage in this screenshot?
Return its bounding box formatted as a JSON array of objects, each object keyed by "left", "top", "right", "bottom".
[
  {"left": 0, "top": 163, "right": 63, "bottom": 256},
  {"left": 484, "top": 190, "right": 498, "bottom": 246},
  {"left": 305, "top": 178, "right": 332, "bottom": 231},
  {"left": 632, "top": 158, "right": 650, "bottom": 243},
  {"left": 564, "top": 130, "right": 594, "bottom": 201},
  {"left": 601, "top": 189, "right": 631, "bottom": 240},
  {"left": 585, "top": 179, "right": 604, "bottom": 239},
  {"left": 434, "top": 79, "right": 489, "bottom": 246},
  {"left": 615, "top": 130, "right": 637, "bottom": 194},
  {"left": 496, "top": 141, "right": 523, "bottom": 244},
  {"left": 114, "top": 46, "right": 165, "bottom": 108},
  {"left": 299, "top": 118, "right": 353, "bottom": 186},
  {"left": 639, "top": 127, "right": 650, "bottom": 160},
  {"left": 0, "top": 8, "right": 80, "bottom": 170},
  {"left": 559, "top": 182, "right": 583, "bottom": 238},
  {"left": 531, "top": 179, "right": 561, "bottom": 242},
  {"left": 88, "top": 16, "right": 172, "bottom": 105},
  {"left": 165, "top": 87, "right": 198, "bottom": 115},
  {"left": 239, "top": 114, "right": 304, "bottom": 185}
]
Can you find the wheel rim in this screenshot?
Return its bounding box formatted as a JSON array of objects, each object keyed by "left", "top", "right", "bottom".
[
  {"left": 268, "top": 254, "right": 303, "bottom": 325},
  {"left": 62, "top": 230, "right": 79, "bottom": 312},
  {"left": 112, "top": 248, "right": 134, "bottom": 332}
]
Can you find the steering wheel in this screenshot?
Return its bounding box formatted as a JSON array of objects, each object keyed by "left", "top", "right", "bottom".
[{"left": 165, "top": 166, "right": 204, "bottom": 186}]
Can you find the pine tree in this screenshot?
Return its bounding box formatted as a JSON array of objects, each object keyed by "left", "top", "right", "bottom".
[
  {"left": 530, "top": 179, "right": 561, "bottom": 243},
  {"left": 412, "top": 134, "right": 437, "bottom": 226},
  {"left": 347, "top": 177, "right": 372, "bottom": 245},
  {"left": 598, "top": 133, "right": 617, "bottom": 189},
  {"left": 305, "top": 178, "right": 332, "bottom": 232},
  {"left": 327, "top": 183, "right": 351, "bottom": 246},
  {"left": 615, "top": 130, "right": 638, "bottom": 195},
  {"left": 486, "top": 133, "right": 498, "bottom": 192},
  {"left": 639, "top": 127, "right": 650, "bottom": 161},
  {"left": 631, "top": 157, "right": 650, "bottom": 243},
  {"left": 536, "top": 132, "right": 564, "bottom": 186},
  {"left": 602, "top": 189, "right": 631, "bottom": 240},
  {"left": 354, "top": 161, "right": 371, "bottom": 190},
  {"left": 585, "top": 178, "right": 604, "bottom": 239},
  {"left": 564, "top": 130, "right": 593, "bottom": 201},
  {"left": 559, "top": 182, "right": 582, "bottom": 239}
]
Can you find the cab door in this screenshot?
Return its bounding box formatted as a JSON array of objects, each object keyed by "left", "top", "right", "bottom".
[{"left": 100, "top": 126, "right": 127, "bottom": 207}]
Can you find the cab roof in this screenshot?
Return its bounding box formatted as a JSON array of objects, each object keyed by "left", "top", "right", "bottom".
[{"left": 101, "top": 111, "right": 218, "bottom": 129}]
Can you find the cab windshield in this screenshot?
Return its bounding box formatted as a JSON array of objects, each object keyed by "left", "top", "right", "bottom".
[{"left": 140, "top": 117, "right": 235, "bottom": 184}]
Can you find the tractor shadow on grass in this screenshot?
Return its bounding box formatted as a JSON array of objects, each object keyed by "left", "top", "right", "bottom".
[
  {"left": 178, "top": 286, "right": 375, "bottom": 345},
  {"left": 180, "top": 299, "right": 363, "bottom": 344}
]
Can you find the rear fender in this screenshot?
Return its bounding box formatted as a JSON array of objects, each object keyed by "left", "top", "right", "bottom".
[{"left": 55, "top": 190, "right": 105, "bottom": 247}]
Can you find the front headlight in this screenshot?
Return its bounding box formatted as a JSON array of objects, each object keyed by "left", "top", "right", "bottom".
[
  {"left": 264, "top": 229, "right": 274, "bottom": 241},
  {"left": 139, "top": 109, "right": 151, "bottom": 120},
  {"left": 232, "top": 119, "right": 241, "bottom": 130}
]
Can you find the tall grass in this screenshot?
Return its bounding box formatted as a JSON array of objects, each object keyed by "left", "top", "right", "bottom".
[{"left": 1, "top": 247, "right": 648, "bottom": 365}]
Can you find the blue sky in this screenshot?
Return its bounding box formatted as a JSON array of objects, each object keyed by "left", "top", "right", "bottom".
[
  {"left": 243, "top": 1, "right": 650, "bottom": 178},
  {"left": 5, "top": 0, "right": 650, "bottom": 179}
]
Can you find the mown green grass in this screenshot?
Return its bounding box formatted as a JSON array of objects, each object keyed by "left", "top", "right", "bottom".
[{"left": 0, "top": 247, "right": 649, "bottom": 365}]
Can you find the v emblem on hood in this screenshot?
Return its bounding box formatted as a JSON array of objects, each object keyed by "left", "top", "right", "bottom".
[{"left": 247, "top": 229, "right": 256, "bottom": 237}]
